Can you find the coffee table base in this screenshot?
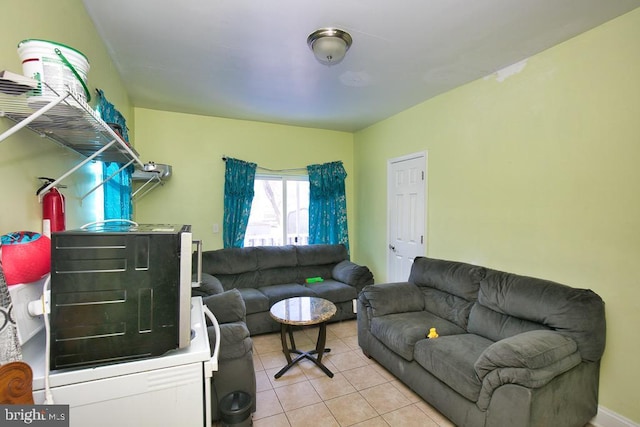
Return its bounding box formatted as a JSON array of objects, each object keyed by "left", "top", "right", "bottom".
[{"left": 274, "top": 322, "right": 334, "bottom": 379}]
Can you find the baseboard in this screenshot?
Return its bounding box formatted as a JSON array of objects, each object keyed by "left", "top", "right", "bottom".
[{"left": 591, "top": 406, "right": 640, "bottom": 427}]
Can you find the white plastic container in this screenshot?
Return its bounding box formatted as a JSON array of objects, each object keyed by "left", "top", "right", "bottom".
[{"left": 17, "top": 39, "right": 90, "bottom": 102}]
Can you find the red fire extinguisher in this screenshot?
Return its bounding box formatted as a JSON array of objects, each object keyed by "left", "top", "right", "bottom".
[{"left": 37, "top": 177, "right": 66, "bottom": 237}]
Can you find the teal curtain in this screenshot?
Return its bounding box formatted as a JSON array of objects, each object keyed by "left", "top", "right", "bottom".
[
  {"left": 223, "top": 157, "right": 257, "bottom": 248},
  {"left": 96, "top": 89, "right": 129, "bottom": 141},
  {"left": 96, "top": 89, "right": 132, "bottom": 220},
  {"left": 103, "top": 162, "right": 132, "bottom": 220},
  {"left": 307, "top": 161, "right": 349, "bottom": 252}
]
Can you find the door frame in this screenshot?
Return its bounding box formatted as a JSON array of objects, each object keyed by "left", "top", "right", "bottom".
[{"left": 386, "top": 151, "right": 428, "bottom": 282}]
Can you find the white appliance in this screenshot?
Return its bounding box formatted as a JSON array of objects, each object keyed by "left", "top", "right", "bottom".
[
  {"left": 49, "top": 224, "right": 195, "bottom": 370},
  {"left": 20, "top": 297, "right": 216, "bottom": 427}
]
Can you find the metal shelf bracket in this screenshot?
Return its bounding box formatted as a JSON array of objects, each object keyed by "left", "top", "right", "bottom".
[{"left": 0, "top": 88, "right": 168, "bottom": 203}]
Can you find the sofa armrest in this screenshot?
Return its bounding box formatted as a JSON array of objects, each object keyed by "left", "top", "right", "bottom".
[
  {"left": 474, "top": 330, "right": 582, "bottom": 410},
  {"left": 359, "top": 282, "right": 425, "bottom": 317},
  {"left": 192, "top": 273, "right": 225, "bottom": 297},
  {"left": 210, "top": 322, "right": 252, "bottom": 360},
  {"left": 203, "top": 288, "right": 246, "bottom": 324},
  {"left": 332, "top": 260, "right": 374, "bottom": 293}
]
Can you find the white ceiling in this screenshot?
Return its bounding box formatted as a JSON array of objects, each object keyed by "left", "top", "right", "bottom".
[{"left": 82, "top": 0, "right": 639, "bottom": 132}]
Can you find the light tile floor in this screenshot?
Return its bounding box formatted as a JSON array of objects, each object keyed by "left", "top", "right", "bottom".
[{"left": 245, "top": 320, "right": 455, "bottom": 427}]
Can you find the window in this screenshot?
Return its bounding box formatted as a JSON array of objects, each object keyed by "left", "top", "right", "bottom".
[
  {"left": 244, "top": 175, "right": 309, "bottom": 247},
  {"left": 86, "top": 161, "right": 105, "bottom": 222}
]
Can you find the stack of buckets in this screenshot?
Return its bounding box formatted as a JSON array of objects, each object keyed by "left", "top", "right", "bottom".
[{"left": 17, "top": 39, "right": 91, "bottom": 103}]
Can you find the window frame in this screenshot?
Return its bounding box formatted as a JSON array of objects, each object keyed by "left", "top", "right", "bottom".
[{"left": 244, "top": 173, "right": 309, "bottom": 247}]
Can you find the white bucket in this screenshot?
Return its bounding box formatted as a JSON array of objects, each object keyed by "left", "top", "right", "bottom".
[{"left": 17, "top": 39, "right": 90, "bottom": 103}]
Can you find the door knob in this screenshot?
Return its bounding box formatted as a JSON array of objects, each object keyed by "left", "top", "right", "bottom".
[{"left": 389, "top": 244, "right": 396, "bottom": 252}]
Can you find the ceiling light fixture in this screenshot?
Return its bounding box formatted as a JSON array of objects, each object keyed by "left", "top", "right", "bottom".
[{"left": 307, "top": 28, "right": 352, "bottom": 66}]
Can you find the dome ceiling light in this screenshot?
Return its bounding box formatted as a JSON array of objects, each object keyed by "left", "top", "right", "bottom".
[{"left": 307, "top": 28, "right": 353, "bottom": 66}]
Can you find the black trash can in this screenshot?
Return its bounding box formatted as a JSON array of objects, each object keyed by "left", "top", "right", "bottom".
[{"left": 220, "top": 391, "right": 253, "bottom": 427}]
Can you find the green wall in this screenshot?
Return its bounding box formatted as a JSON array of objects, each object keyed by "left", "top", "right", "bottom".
[
  {"left": 354, "top": 8, "right": 640, "bottom": 422},
  {"left": 133, "top": 108, "right": 356, "bottom": 253},
  {"left": 0, "top": 0, "right": 133, "bottom": 233}
]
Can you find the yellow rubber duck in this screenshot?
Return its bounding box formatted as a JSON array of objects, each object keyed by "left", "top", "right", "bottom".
[{"left": 427, "top": 327, "right": 439, "bottom": 339}]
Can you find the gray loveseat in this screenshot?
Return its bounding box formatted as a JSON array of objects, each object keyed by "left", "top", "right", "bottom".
[
  {"left": 193, "top": 289, "right": 256, "bottom": 422},
  {"left": 357, "top": 257, "right": 606, "bottom": 427},
  {"left": 195, "top": 244, "right": 374, "bottom": 335}
]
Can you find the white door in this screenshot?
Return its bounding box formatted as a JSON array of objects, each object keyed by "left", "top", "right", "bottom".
[{"left": 387, "top": 152, "right": 427, "bottom": 282}]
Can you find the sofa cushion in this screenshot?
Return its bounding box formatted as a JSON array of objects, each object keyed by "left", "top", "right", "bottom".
[
  {"left": 370, "top": 311, "right": 466, "bottom": 361},
  {"left": 258, "top": 283, "right": 316, "bottom": 306},
  {"left": 305, "top": 279, "right": 357, "bottom": 303},
  {"left": 209, "top": 322, "right": 252, "bottom": 360},
  {"left": 298, "top": 265, "right": 335, "bottom": 283},
  {"left": 473, "top": 331, "right": 582, "bottom": 411},
  {"left": 467, "top": 303, "right": 549, "bottom": 342},
  {"left": 255, "top": 267, "right": 301, "bottom": 287},
  {"left": 217, "top": 271, "right": 260, "bottom": 291},
  {"left": 363, "top": 282, "right": 424, "bottom": 317},
  {"left": 332, "top": 260, "right": 374, "bottom": 287},
  {"left": 203, "top": 289, "right": 246, "bottom": 324},
  {"left": 421, "top": 287, "right": 475, "bottom": 330},
  {"left": 254, "top": 246, "right": 298, "bottom": 269},
  {"left": 296, "top": 244, "right": 348, "bottom": 266},
  {"left": 409, "top": 257, "right": 485, "bottom": 301},
  {"left": 236, "top": 288, "right": 270, "bottom": 315},
  {"left": 414, "top": 334, "right": 493, "bottom": 402},
  {"left": 474, "top": 330, "right": 579, "bottom": 380},
  {"left": 478, "top": 269, "right": 606, "bottom": 361},
  {"left": 201, "top": 247, "right": 258, "bottom": 275},
  {"left": 192, "top": 273, "right": 225, "bottom": 297}
]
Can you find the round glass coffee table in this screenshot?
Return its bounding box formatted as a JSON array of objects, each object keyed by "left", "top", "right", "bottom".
[{"left": 269, "top": 296, "right": 337, "bottom": 379}]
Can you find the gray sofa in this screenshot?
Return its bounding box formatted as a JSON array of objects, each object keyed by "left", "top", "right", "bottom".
[
  {"left": 194, "top": 289, "right": 257, "bottom": 422},
  {"left": 195, "top": 244, "right": 374, "bottom": 335},
  {"left": 357, "top": 257, "right": 606, "bottom": 427}
]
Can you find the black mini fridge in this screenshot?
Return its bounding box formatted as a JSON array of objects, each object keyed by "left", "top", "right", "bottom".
[{"left": 49, "top": 223, "right": 194, "bottom": 370}]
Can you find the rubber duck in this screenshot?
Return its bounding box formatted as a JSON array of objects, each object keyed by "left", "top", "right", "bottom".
[{"left": 427, "top": 327, "right": 439, "bottom": 339}]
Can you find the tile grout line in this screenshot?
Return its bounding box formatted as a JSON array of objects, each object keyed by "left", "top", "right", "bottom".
[{"left": 250, "top": 320, "right": 451, "bottom": 427}]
